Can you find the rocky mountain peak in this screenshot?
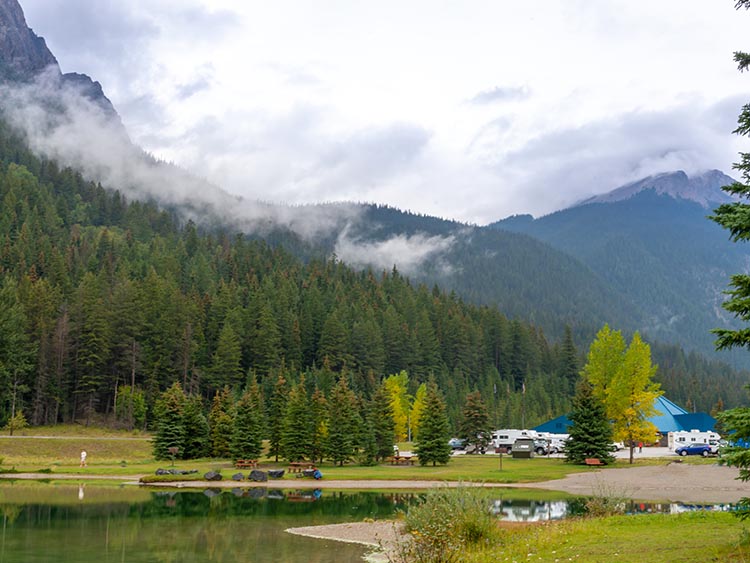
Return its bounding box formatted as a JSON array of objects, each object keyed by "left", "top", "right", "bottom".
[
  {"left": 575, "top": 169, "right": 737, "bottom": 209},
  {"left": 0, "top": 0, "right": 57, "bottom": 81}
]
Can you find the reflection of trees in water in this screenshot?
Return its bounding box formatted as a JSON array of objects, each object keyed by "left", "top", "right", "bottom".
[{"left": 488, "top": 498, "right": 735, "bottom": 522}]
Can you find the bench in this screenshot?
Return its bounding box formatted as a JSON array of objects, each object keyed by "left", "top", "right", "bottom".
[
  {"left": 389, "top": 455, "right": 415, "bottom": 465},
  {"left": 234, "top": 459, "right": 258, "bottom": 469},
  {"left": 584, "top": 458, "right": 604, "bottom": 466}
]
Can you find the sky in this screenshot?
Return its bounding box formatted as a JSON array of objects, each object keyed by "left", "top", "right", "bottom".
[{"left": 17, "top": 0, "right": 750, "bottom": 225}]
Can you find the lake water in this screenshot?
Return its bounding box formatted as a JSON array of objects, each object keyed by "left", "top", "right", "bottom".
[{"left": 0, "top": 483, "right": 734, "bottom": 562}]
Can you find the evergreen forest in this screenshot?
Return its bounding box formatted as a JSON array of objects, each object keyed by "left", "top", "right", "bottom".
[{"left": 0, "top": 118, "right": 744, "bottom": 439}]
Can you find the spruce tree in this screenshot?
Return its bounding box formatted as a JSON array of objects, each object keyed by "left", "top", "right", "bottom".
[
  {"left": 152, "top": 382, "right": 186, "bottom": 460},
  {"left": 459, "top": 390, "right": 491, "bottom": 452},
  {"left": 181, "top": 394, "right": 209, "bottom": 459},
  {"left": 281, "top": 377, "right": 312, "bottom": 461},
  {"left": 231, "top": 380, "right": 265, "bottom": 461},
  {"left": 565, "top": 380, "right": 615, "bottom": 465},
  {"left": 327, "top": 376, "right": 359, "bottom": 466},
  {"left": 414, "top": 381, "right": 452, "bottom": 466},
  {"left": 309, "top": 387, "right": 328, "bottom": 463},
  {"left": 267, "top": 373, "right": 289, "bottom": 462},
  {"left": 369, "top": 382, "right": 395, "bottom": 461},
  {"left": 208, "top": 386, "right": 234, "bottom": 458}
]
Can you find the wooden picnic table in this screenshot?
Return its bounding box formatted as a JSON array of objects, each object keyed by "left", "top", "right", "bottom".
[
  {"left": 288, "top": 461, "right": 316, "bottom": 473},
  {"left": 389, "top": 455, "right": 415, "bottom": 465},
  {"left": 234, "top": 459, "right": 258, "bottom": 469}
]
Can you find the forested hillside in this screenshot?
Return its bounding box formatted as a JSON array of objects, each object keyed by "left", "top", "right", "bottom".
[
  {"left": 493, "top": 181, "right": 748, "bottom": 366},
  {"left": 0, "top": 118, "right": 745, "bottom": 436}
]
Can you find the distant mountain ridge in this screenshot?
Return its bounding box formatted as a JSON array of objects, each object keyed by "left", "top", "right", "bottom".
[
  {"left": 492, "top": 170, "right": 749, "bottom": 366},
  {"left": 574, "top": 169, "right": 736, "bottom": 209}
]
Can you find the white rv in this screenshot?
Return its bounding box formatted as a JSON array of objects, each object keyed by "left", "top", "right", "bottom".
[
  {"left": 491, "top": 429, "right": 539, "bottom": 453},
  {"left": 668, "top": 429, "right": 721, "bottom": 451}
]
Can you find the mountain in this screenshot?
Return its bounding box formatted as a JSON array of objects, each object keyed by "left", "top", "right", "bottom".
[
  {"left": 575, "top": 169, "right": 737, "bottom": 208},
  {"left": 0, "top": 0, "right": 118, "bottom": 119},
  {"left": 492, "top": 170, "right": 749, "bottom": 365}
]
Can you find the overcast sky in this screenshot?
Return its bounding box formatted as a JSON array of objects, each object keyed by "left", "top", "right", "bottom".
[{"left": 18, "top": 0, "right": 750, "bottom": 224}]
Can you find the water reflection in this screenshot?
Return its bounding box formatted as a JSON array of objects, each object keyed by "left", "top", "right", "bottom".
[
  {"left": 490, "top": 498, "right": 735, "bottom": 522},
  {"left": 0, "top": 486, "right": 737, "bottom": 562}
]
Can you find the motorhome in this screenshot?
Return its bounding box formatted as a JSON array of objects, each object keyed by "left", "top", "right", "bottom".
[
  {"left": 667, "top": 429, "right": 721, "bottom": 451},
  {"left": 491, "top": 429, "right": 539, "bottom": 453}
]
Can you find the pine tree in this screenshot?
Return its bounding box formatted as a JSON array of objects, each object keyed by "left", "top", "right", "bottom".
[
  {"left": 369, "top": 382, "right": 395, "bottom": 461},
  {"left": 565, "top": 380, "right": 615, "bottom": 465},
  {"left": 208, "top": 386, "right": 234, "bottom": 458},
  {"left": 281, "top": 377, "right": 312, "bottom": 461},
  {"left": 231, "top": 380, "right": 265, "bottom": 461},
  {"left": 459, "top": 390, "right": 491, "bottom": 452},
  {"left": 181, "top": 394, "right": 209, "bottom": 459},
  {"left": 327, "top": 376, "right": 360, "bottom": 466},
  {"left": 152, "top": 382, "right": 186, "bottom": 460},
  {"left": 309, "top": 387, "right": 328, "bottom": 463},
  {"left": 267, "top": 373, "right": 289, "bottom": 462},
  {"left": 414, "top": 381, "right": 452, "bottom": 466}
]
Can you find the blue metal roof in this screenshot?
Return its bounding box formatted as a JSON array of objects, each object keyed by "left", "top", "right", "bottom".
[{"left": 533, "top": 396, "right": 716, "bottom": 434}]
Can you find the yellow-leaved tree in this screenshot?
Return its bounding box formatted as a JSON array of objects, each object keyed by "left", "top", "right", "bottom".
[
  {"left": 582, "top": 325, "right": 662, "bottom": 464},
  {"left": 384, "top": 371, "right": 412, "bottom": 442}
]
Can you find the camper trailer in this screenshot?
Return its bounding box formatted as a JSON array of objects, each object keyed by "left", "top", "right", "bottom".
[
  {"left": 491, "top": 429, "right": 539, "bottom": 453},
  {"left": 668, "top": 429, "right": 721, "bottom": 451}
]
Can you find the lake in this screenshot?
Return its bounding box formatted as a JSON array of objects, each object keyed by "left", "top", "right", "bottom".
[{"left": 0, "top": 483, "right": 733, "bottom": 562}]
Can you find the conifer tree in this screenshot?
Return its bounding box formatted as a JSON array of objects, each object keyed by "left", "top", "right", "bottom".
[
  {"left": 208, "top": 386, "right": 234, "bottom": 458},
  {"left": 181, "top": 394, "right": 209, "bottom": 459},
  {"left": 369, "top": 382, "right": 395, "bottom": 461},
  {"left": 327, "top": 376, "right": 360, "bottom": 466},
  {"left": 414, "top": 381, "right": 452, "bottom": 466},
  {"left": 267, "top": 373, "right": 289, "bottom": 462},
  {"left": 309, "top": 387, "right": 328, "bottom": 463},
  {"left": 152, "top": 382, "right": 186, "bottom": 460},
  {"left": 281, "top": 377, "right": 312, "bottom": 461},
  {"left": 459, "top": 390, "right": 491, "bottom": 452},
  {"left": 565, "top": 379, "right": 615, "bottom": 465},
  {"left": 231, "top": 380, "right": 264, "bottom": 461}
]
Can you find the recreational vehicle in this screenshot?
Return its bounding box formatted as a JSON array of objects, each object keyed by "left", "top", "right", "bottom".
[{"left": 667, "top": 429, "right": 721, "bottom": 451}]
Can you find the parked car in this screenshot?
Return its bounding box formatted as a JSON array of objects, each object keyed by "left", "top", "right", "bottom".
[
  {"left": 448, "top": 438, "right": 466, "bottom": 450},
  {"left": 609, "top": 441, "right": 625, "bottom": 452},
  {"left": 533, "top": 438, "right": 551, "bottom": 455},
  {"left": 675, "top": 444, "right": 712, "bottom": 457}
]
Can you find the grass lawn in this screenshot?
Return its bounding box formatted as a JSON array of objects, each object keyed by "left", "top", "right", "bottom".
[{"left": 459, "top": 511, "right": 750, "bottom": 563}]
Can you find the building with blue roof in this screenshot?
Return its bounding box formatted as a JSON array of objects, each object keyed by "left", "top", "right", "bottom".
[{"left": 533, "top": 396, "right": 716, "bottom": 440}]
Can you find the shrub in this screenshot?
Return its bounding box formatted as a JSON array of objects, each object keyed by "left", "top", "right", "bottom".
[{"left": 388, "top": 484, "right": 498, "bottom": 563}]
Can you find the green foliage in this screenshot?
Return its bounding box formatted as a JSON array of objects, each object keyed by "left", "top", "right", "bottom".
[
  {"left": 152, "top": 382, "right": 186, "bottom": 460},
  {"left": 391, "top": 485, "right": 498, "bottom": 563},
  {"left": 458, "top": 391, "right": 491, "bottom": 451},
  {"left": 281, "top": 377, "right": 312, "bottom": 461},
  {"left": 326, "top": 376, "right": 360, "bottom": 466},
  {"left": 267, "top": 374, "right": 289, "bottom": 462},
  {"left": 369, "top": 382, "right": 395, "bottom": 461},
  {"left": 3, "top": 410, "right": 28, "bottom": 435},
  {"left": 414, "top": 381, "right": 451, "bottom": 466},
  {"left": 208, "top": 387, "right": 234, "bottom": 458},
  {"left": 230, "top": 380, "right": 264, "bottom": 461},
  {"left": 181, "top": 394, "right": 209, "bottom": 459},
  {"left": 565, "top": 380, "right": 615, "bottom": 465},
  {"left": 582, "top": 325, "right": 662, "bottom": 463},
  {"left": 114, "top": 385, "right": 146, "bottom": 430}
]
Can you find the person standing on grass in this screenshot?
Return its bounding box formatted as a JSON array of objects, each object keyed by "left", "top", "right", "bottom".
[{"left": 80, "top": 450, "right": 87, "bottom": 467}]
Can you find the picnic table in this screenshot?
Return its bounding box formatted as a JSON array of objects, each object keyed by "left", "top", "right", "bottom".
[
  {"left": 288, "top": 461, "right": 316, "bottom": 473},
  {"left": 389, "top": 455, "right": 415, "bottom": 465},
  {"left": 234, "top": 459, "right": 258, "bottom": 469}
]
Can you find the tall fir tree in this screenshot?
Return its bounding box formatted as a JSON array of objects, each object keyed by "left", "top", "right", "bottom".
[
  {"left": 208, "top": 386, "right": 234, "bottom": 458},
  {"left": 281, "top": 377, "right": 312, "bottom": 461},
  {"left": 459, "top": 390, "right": 491, "bottom": 452},
  {"left": 267, "top": 373, "right": 289, "bottom": 462},
  {"left": 326, "top": 376, "right": 360, "bottom": 466},
  {"left": 414, "top": 380, "right": 452, "bottom": 466},
  {"left": 152, "top": 382, "right": 186, "bottom": 460},
  {"left": 369, "top": 382, "right": 396, "bottom": 461},
  {"left": 231, "top": 380, "right": 265, "bottom": 461},
  {"left": 181, "top": 394, "right": 209, "bottom": 459},
  {"left": 565, "top": 379, "right": 615, "bottom": 465}
]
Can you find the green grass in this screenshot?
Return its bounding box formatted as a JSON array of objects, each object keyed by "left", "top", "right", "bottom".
[{"left": 458, "top": 511, "right": 750, "bottom": 563}]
